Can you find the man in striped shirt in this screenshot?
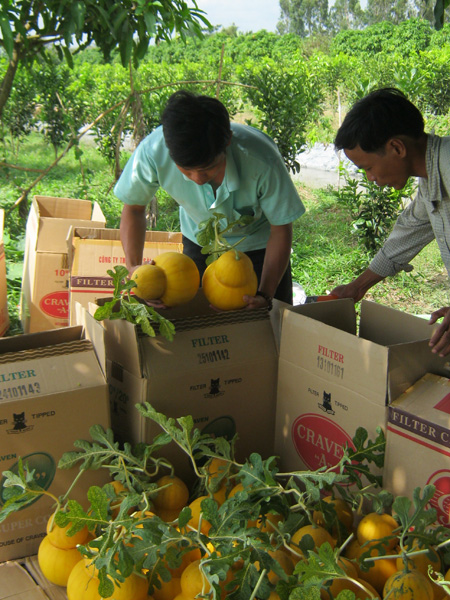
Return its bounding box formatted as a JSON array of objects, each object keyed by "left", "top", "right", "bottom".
[{"left": 331, "top": 87, "right": 450, "bottom": 357}]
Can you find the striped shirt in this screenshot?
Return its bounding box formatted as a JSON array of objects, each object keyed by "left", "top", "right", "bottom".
[{"left": 370, "top": 133, "right": 450, "bottom": 278}]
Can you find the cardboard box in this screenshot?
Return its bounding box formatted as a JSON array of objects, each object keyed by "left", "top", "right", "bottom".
[
  {"left": 0, "top": 210, "right": 9, "bottom": 337},
  {"left": 20, "top": 196, "right": 106, "bottom": 333},
  {"left": 89, "top": 291, "right": 279, "bottom": 481},
  {"left": 274, "top": 299, "right": 450, "bottom": 479},
  {"left": 385, "top": 372, "right": 450, "bottom": 526},
  {"left": 68, "top": 228, "right": 183, "bottom": 325},
  {"left": 0, "top": 326, "right": 110, "bottom": 561}
]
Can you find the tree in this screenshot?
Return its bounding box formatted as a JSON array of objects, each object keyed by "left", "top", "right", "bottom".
[
  {"left": 279, "top": 0, "right": 330, "bottom": 37},
  {"left": 365, "top": 0, "right": 411, "bottom": 25},
  {"left": 0, "top": 0, "right": 210, "bottom": 119},
  {"left": 329, "top": 0, "right": 366, "bottom": 31}
]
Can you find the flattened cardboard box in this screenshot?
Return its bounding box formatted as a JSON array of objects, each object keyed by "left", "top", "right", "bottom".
[
  {"left": 91, "top": 291, "right": 278, "bottom": 482},
  {"left": 68, "top": 227, "right": 183, "bottom": 325},
  {"left": 0, "top": 326, "right": 110, "bottom": 561},
  {"left": 274, "top": 299, "right": 450, "bottom": 480},
  {"left": 20, "top": 196, "right": 106, "bottom": 333},
  {"left": 0, "top": 210, "right": 9, "bottom": 336},
  {"left": 385, "top": 372, "right": 450, "bottom": 527}
]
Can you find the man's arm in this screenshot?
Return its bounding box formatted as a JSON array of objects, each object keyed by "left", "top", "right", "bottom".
[
  {"left": 244, "top": 223, "right": 292, "bottom": 309},
  {"left": 120, "top": 204, "right": 147, "bottom": 273},
  {"left": 331, "top": 268, "right": 385, "bottom": 302}
]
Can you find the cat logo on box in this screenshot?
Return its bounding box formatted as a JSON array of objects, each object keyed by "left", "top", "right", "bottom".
[
  {"left": 318, "top": 390, "right": 335, "bottom": 415},
  {"left": 204, "top": 378, "right": 225, "bottom": 399},
  {"left": 6, "top": 411, "right": 34, "bottom": 434}
]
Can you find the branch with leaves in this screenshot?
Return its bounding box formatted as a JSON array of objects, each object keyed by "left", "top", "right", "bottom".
[{"left": 93, "top": 265, "right": 176, "bottom": 340}]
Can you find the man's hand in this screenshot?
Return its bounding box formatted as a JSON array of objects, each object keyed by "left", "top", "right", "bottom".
[
  {"left": 429, "top": 307, "right": 450, "bottom": 356},
  {"left": 330, "top": 268, "right": 385, "bottom": 303},
  {"left": 243, "top": 294, "right": 271, "bottom": 310}
]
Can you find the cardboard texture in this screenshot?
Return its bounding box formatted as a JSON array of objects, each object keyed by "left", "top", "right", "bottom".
[
  {"left": 68, "top": 227, "right": 183, "bottom": 325},
  {"left": 88, "top": 291, "right": 278, "bottom": 481},
  {"left": 385, "top": 372, "right": 450, "bottom": 527},
  {"left": 274, "top": 299, "right": 450, "bottom": 479},
  {"left": 0, "top": 210, "right": 9, "bottom": 336},
  {"left": 0, "top": 326, "right": 110, "bottom": 561},
  {"left": 20, "top": 196, "right": 106, "bottom": 333}
]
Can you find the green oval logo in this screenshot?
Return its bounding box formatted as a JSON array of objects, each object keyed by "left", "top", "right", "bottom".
[{"left": 0, "top": 452, "right": 56, "bottom": 509}]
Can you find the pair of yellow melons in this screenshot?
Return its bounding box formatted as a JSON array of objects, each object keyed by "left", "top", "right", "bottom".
[{"left": 132, "top": 250, "right": 257, "bottom": 311}]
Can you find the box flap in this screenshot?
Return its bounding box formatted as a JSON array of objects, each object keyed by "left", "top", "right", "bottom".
[
  {"left": 0, "top": 338, "right": 106, "bottom": 397},
  {"left": 0, "top": 562, "right": 37, "bottom": 598},
  {"left": 289, "top": 298, "right": 357, "bottom": 335},
  {"left": 387, "top": 340, "right": 450, "bottom": 402},
  {"left": 102, "top": 316, "right": 143, "bottom": 377},
  {"left": 33, "top": 196, "right": 106, "bottom": 253},
  {"left": 0, "top": 326, "right": 83, "bottom": 353},
  {"left": 280, "top": 308, "right": 388, "bottom": 405},
  {"left": 73, "top": 302, "right": 107, "bottom": 376},
  {"left": 359, "top": 300, "right": 435, "bottom": 344},
  {"left": 389, "top": 372, "right": 450, "bottom": 440}
]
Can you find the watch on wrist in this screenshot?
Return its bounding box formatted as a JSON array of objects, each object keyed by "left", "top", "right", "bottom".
[{"left": 256, "top": 290, "right": 273, "bottom": 311}]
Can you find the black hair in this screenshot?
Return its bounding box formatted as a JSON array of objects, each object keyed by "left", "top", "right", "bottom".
[
  {"left": 161, "top": 90, "right": 232, "bottom": 167},
  {"left": 334, "top": 87, "right": 425, "bottom": 153}
]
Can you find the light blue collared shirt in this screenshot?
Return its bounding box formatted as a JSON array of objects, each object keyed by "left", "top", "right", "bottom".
[{"left": 114, "top": 123, "right": 305, "bottom": 252}]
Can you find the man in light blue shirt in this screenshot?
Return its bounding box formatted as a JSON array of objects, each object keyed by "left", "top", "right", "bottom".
[{"left": 115, "top": 90, "right": 305, "bottom": 308}]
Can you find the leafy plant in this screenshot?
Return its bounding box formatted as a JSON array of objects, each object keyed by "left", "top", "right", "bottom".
[
  {"left": 336, "top": 167, "right": 417, "bottom": 255},
  {"left": 196, "top": 212, "right": 255, "bottom": 264},
  {"left": 0, "top": 404, "right": 388, "bottom": 600},
  {"left": 93, "top": 265, "right": 176, "bottom": 340}
]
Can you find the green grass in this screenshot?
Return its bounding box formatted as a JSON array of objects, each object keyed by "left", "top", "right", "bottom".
[{"left": 1, "top": 133, "right": 449, "bottom": 335}]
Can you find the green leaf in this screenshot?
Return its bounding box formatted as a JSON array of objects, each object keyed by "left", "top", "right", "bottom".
[{"left": 0, "top": 15, "right": 14, "bottom": 58}]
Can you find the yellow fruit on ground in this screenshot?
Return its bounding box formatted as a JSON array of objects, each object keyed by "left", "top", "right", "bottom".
[
  {"left": 322, "top": 577, "right": 380, "bottom": 599},
  {"left": 152, "top": 576, "right": 182, "bottom": 600},
  {"left": 153, "top": 252, "right": 200, "bottom": 306},
  {"left": 180, "top": 559, "right": 212, "bottom": 597},
  {"left": 46, "top": 513, "right": 89, "bottom": 549},
  {"left": 38, "top": 534, "right": 83, "bottom": 587},
  {"left": 186, "top": 495, "right": 212, "bottom": 535},
  {"left": 313, "top": 496, "right": 354, "bottom": 532},
  {"left": 168, "top": 544, "right": 202, "bottom": 577},
  {"left": 256, "top": 511, "right": 284, "bottom": 535},
  {"left": 67, "top": 560, "right": 102, "bottom": 600},
  {"left": 290, "top": 524, "right": 336, "bottom": 558},
  {"left": 395, "top": 539, "right": 441, "bottom": 575},
  {"left": 131, "top": 264, "right": 167, "bottom": 300},
  {"left": 201, "top": 250, "right": 258, "bottom": 310},
  {"left": 254, "top": 549, "right": 294, "bottom": 584},
  {"left": 383, "top": 569, "right": 434, "bottom": 599},
  {"left": 153, "top": 475, "right": 190, "bottom": 511},
  {"left": 358, "top": 547, "right": 398, "bottom": 594},
  {"left": 67, "top": 559, "right": 149, "bottom": 600},
  {"left": 337, "top": 556, "right": 359, "bottom": 579},
  {"left": 356, "top": 512, "right": 398, "bottom": 550},
  {"left": 153, "top": 507, "right": 181, "bottom": 523}
]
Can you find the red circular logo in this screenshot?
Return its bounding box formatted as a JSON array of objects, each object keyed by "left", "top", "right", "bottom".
[
  {"left": 426, "top": 469, "right": 450, "bottom": 526},
  {"left": 39, "top": 291, "right": 69, "bottom": 318},
  {"left": 292, "top": 413, "right": 355, "bottom": 471}
]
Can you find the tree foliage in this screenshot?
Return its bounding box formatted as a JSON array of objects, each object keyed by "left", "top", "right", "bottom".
[{"left": 0, "top": 0, "right": 211, "bottom": 118}]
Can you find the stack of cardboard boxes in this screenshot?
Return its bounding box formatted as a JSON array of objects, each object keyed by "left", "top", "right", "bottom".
[{"left": 1, "top": 193, "right": 450, "bottom": 572}]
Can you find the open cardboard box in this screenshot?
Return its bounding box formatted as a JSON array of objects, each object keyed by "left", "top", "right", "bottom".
[
  {"left": 385, "top": 372, "right": 450, "bottom": 527},
  {"left": 20, "top": 196, "right": 106, "bottom": 333},
  {"left": 84, "top": 291, "right": 278, "bottom": 482},
  {"left": 67, "top": 227, "right": 183, "bottom": 325},
  {"left": 0, "top": 326, "right": 110, "bottom": 561},
  {"left": 274, "top": 299, "right": 450, "bottom": 480}
]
